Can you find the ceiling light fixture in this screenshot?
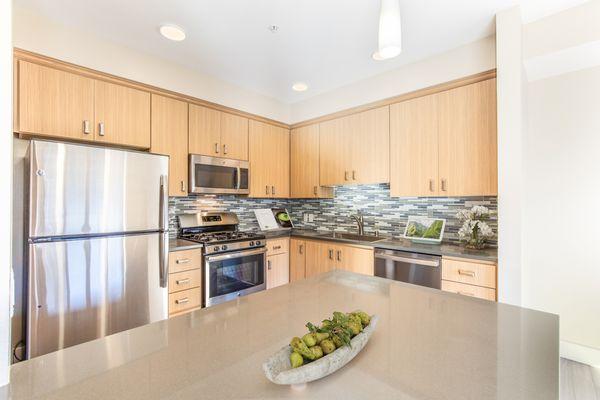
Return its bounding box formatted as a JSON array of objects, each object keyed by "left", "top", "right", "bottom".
[
  {"left": 267, "top": 25, "right": 279, "bottom": 34},
  {"left": 292, "top": 82, "right": 308, "bottom": 92},
  {"left": 374, "top": 0, "right": 402, "bottom": 60},
  {"left": 159, "top": 24, "right": 186, "bottom": 41}
]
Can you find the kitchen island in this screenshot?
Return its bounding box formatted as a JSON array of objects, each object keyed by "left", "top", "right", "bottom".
[{"left": 3, "top": 271, "right": 558, "bottom": 400}]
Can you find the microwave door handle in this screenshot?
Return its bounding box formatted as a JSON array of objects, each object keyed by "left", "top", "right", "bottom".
[{"left": 236, "top": 166, "right": 241, "bottom": 190}]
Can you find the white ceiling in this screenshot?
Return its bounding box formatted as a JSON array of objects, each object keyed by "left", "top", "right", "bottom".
[{"left": 15, "top": 0, "right": 590, "bottom": 104}]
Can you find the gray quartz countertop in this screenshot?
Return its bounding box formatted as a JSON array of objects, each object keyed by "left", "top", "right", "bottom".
[
  {"left": 169, "top": 238, "right": 202, "bottom": 251},
  {"left": 4, "top": 271, "right": 558, "bottom": 400},
  {"left": 264, "top": 229, "right": 498, "bottom": 262}
]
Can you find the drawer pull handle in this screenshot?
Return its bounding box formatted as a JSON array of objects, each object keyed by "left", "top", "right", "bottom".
[
  {"left": 176, "top": 258, "right": 191, "bottom": 264},
  {"left": 299, "top": 244, "right": 304, "bottom": 254},
  {"left": 267, "top": 260, "right": 272, "bottom": 270},
  {"left": 328, "top": 249, "right": 334, "bottom": 260},
  {"left": 215, "top": 142, "right": 219, "bottom": 154},
  {"left": 176, "top": 278, "right": 191, "bottom": 285},
  {"left": 458, "top": 291, "right": 474, "bottom": 297},
  {"left": 175, "top": 297, "right": 189, "bottom": 305},
  {"left": 458, "top": 269, "right": 476, "bottom": 277},
  {"left": 273, "top": 245, "right": 282, "bottom": 250},
  {"left": 336, "top": 250, "right": 341, "bottom": 262}
]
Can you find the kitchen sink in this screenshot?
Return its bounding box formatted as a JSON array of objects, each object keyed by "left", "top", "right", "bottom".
[{"left": 317, "top": 232, "right": 385, "bottom": 243}]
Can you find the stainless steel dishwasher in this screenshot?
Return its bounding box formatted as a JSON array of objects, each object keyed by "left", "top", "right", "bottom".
[{"left": 374, "top": 249, "right": 441, "bottom": 289}]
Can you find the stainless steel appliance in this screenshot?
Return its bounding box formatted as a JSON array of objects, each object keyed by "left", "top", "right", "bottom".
[
  {"left": 25, "top": 140, "right": 169, "bottom": 359},
  {"left": 178, "top": 212, "right": 266, "bottom": 307},
  {"left": 189, "top": 154, "right": 249, "bottom": 194},
  {"left": 374, "top": 249, "right": 441, "bottom": 289}
]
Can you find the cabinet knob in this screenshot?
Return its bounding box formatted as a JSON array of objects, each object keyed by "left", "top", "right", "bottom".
[
  {"left": 352, "top": 170, "right": 356, "bottom": 180},
  {"left": 271, "top": 186, "right": 275, "bottom": 196},
  {"left": 98, "top": 122, "right": 105, "bottom": 136},
  {"left": 223, "top": 144, "right": 228, "bottom": 154},
  {"left": 83, "top": 120, "right": 90, "bottom": 134},
  {"left": 344, "top": 171, "right": 349, "bottom": 181},
  {"left": 429, "top": 179, "right": 435, "bottom": 192},
  {"left": 265, "top": 185, "right": 270, "bottom": 195},
  {"left": 215, "top": 142, "right": 220, "bottom": 154},
  {"left": 441, "top": 179, "right": 447, "bottom": 192}
]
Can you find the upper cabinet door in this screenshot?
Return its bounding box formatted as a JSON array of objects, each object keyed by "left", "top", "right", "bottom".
[
  {"left": 390, "top": 95, "right": 440, "bottom": 197},
  {"left": 291, "top": 124, "right": 332, "bottom": 198},
  {"left": 188, "top": 104, "right": 221, "bottom": 157},
  {"left": 151, "top": 95, "right": 189, "bottom": 197},
  {"left": 18, "top": 61, "right": 94, "bottom": 140},
  {"left": 94, "top": 81, "right": 151, "bottom": 148},
  {"left": 249, "top": 120, "right": 289, "bottom": 198},
  {"left": 319, "top": 117, "right": 350, "bottom": 186},
  {"left": 220, "top": 112, "right": 248, "bottom": 160},
  {"left": 438, "top": 79, "right": 498, "bottom": 196},
  {"left": 349, "top": 106, "right": 390, "bottom": 185}
]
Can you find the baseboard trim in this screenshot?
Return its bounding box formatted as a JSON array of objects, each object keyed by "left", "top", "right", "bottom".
[{"left": 561, "top": 340, "right": 600, "bottom": 367}]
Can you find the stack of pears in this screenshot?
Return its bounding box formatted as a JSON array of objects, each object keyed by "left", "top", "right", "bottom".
[{"left": 289, "top": 310, "right": 371, "bottom": 368}]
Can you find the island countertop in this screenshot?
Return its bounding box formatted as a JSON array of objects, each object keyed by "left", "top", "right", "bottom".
[{"left": 3, "top": 271, "right": 557, "bottom": 400}]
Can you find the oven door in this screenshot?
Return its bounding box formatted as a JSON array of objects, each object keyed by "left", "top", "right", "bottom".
[
  {"left": 204, "top": 247, "right": 266, "bottom": 307},
  {"left": 189, "top": 154, "right": 249, "bottom": 194}
]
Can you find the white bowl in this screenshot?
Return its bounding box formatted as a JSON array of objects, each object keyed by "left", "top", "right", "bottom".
[{"left": 263, "top": 315, "right": 378, "bottom": 385}]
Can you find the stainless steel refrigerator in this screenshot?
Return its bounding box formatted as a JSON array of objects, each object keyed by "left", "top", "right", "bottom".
[{"left": 26, "top": 140, "right": 169, "bottom": 359}]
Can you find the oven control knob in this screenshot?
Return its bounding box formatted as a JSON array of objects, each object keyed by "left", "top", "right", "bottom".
[
  {"left": 213, "top": 246, "right": 220, "bottom": 252},
  {"left": 255, "top": 240, "right": 261, "bottom": 246},
  {"left": 249, "top": 241, "right": 255, "bottom": 246},
  {"left": 222, "top": 245, "right": 228, "bottom": 251}
]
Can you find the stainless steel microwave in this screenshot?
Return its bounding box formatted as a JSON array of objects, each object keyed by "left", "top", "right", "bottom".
[{"left": 189, "top": 154, "right": 249, "bottom": 194}]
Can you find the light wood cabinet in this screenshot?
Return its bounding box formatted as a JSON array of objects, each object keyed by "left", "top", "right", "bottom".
[
  {"left": 441, "top": 256, "right": 497, "bottom": 301},
  {"left": 390, "top": 79, "right": 497, "bottom": 197},
  {"left": 302, "top": 239, "right": 374, "bottom": 279},
  {"left": 438, "top": 78, "right": 498, "bottom": 196},
  {"left": 290, "top": 239, "right": 306, "bottom": 282},
  {"left": 249, "top": 120, "right": 290, "bottom": 198},
  {"left": 18, "top": 61, "right": 95, "bottom": 141},
  {"left": 266, "top": 238, "right": 289, "bottom": 257},
  {"left": 189, "top": 104, "right": 249, "bottom": 160},
  {"left": 168, "top": 248, "right": 203, "bottom": 316},
  {"left": 290, "top": 124, "right": 333, "bottom": 198},
  {"left": 18, "top": 61, "right": 151, "bottom": 148},
  {"left": 266, "top": 253, "right": 290, "bottom": 289},
  {"left": 319, "top": 106, "right": 389, "bottom": 186},
  {"left": 94, "top": 80, "right": 151, "bottom": 148},
  {"left": 151, "top": 94, "right": 189, "bottom": 196},
  {"left": 390, "top": 94, "right": 440, "bottom": 197}
]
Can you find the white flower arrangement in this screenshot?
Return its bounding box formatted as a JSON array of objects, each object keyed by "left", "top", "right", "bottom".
[{"left": 456, "top": 206, "right": 494, "bottom": 249}]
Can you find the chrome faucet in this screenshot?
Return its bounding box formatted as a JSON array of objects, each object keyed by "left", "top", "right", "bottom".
[{"left": 350, "top": 212, "right": 365, "bottom": 235}]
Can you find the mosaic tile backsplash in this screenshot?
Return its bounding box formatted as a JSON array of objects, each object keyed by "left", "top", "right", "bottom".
[{"left": 169, "top": 184, "right": 497, "bottom": 246}]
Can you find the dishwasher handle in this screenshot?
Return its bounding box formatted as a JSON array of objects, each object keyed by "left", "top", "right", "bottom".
[{"left": 374, "top": 252, "right": 440, "bottom": 268}]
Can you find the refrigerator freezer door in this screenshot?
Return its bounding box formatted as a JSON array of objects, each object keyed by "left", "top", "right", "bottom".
[
  {"left": 27, "top": 233, "right": 169, "bottom": 358},
  {"left": 29, "top": 140, "right": 169, "bottom": 238}
]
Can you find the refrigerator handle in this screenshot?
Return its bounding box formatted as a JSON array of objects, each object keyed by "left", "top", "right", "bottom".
[
  {"left": 159, "top": 175, "right": 168, "bottom": 231},
  {"left": 159, "top": 232, "right": 169, "bottom": 288},
  {"left": 159, "top": 175, "right": 169, "bottom": 288}
]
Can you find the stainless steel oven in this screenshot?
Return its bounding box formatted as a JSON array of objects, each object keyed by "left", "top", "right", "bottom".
[
  {"left": 374, "top": 249, "right": 441, "bottom": 289},
  {"left": 204, "top": 247, "right": 267, "bottom": 307},
  {"left": 189, "top": 154, "right": 249, "bottom": 194}
]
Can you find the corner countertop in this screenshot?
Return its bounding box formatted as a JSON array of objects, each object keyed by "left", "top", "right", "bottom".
[
  {"left": 4, "top": 271, "right": 558, "bottom": 400},
  {"left": 263, "top": 229, "right": 498, "bottom": 262},
  {"left": 169, "top": 238, "right": 202, "bottom": 252}
]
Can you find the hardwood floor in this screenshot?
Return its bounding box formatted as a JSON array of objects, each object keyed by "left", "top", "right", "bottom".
[{"left": 561, "top": 358, "right": 600, "bottom": 400}]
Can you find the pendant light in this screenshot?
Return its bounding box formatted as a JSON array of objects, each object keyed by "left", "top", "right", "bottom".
[{"left": 374, "top": 0, "right": 402, "bottom": 60}]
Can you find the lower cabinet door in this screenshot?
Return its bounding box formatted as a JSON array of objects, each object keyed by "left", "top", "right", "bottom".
[
  {"left": 267, "top": 253, "right": 290, "bottom": 289},
  {"left": 305, "top": 241, "right": 334, "bottom": 278},
  {"left": 338, "top": 245, "right": 374, "bottom": 276},
  {"left": 290, "top": 239, "right": 306, "bottom": 282}
]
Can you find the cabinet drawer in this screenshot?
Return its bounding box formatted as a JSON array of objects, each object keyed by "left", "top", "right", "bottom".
[
  {"left": 169, "top": 288, "right": 201, "bottom": 314},
  {"left": 442, "top": 258, "right": 496, "bottom": 289},
  {"left": 169, "top": 269, "right": 202, "bottom": 294},
  {"left": 266, "top": 238, "right": 289, "bottom": 256},
  {"left": 169, "top": 249, "right": 202, "bottom": 273},
  {"left": 442, "top": 280, "right": 496, "bottom": 301}
]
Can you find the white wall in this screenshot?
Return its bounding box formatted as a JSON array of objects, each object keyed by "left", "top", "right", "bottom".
[
  {"left": 12, "top": 6, "right": 291, "bottom": 124},
  {"left": 524, "top": 65, "right": 600, "bottom": 366},
  {"left": 0, "top": 0, "right": 13, "bottom": 388},
  {"left": 495, "top": 6, "right": 524, "bottom": 307},
  {"left": 290, "top": 36, "right": 496, "bottom": 123}
]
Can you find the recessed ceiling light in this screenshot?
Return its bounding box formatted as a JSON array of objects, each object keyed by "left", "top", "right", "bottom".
[
  {"left": 372, "top": 51, "right": 385, "bottom": 61},
  {"left": 267, "top": 25, "right": 279, "bottom": 34},
  {"left": 159, "top": 24, "right": 186, "bottom": 41},
  {"left": 292, "top": 82, "right": 308, "bottom": 92}
]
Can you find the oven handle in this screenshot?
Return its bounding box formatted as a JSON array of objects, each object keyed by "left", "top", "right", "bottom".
[
  {"left": 205, "top": 247, "right": 267, "bottom": 262},
  {"left": 374, "top": 253, "right": 440, "bottom": 267}
]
